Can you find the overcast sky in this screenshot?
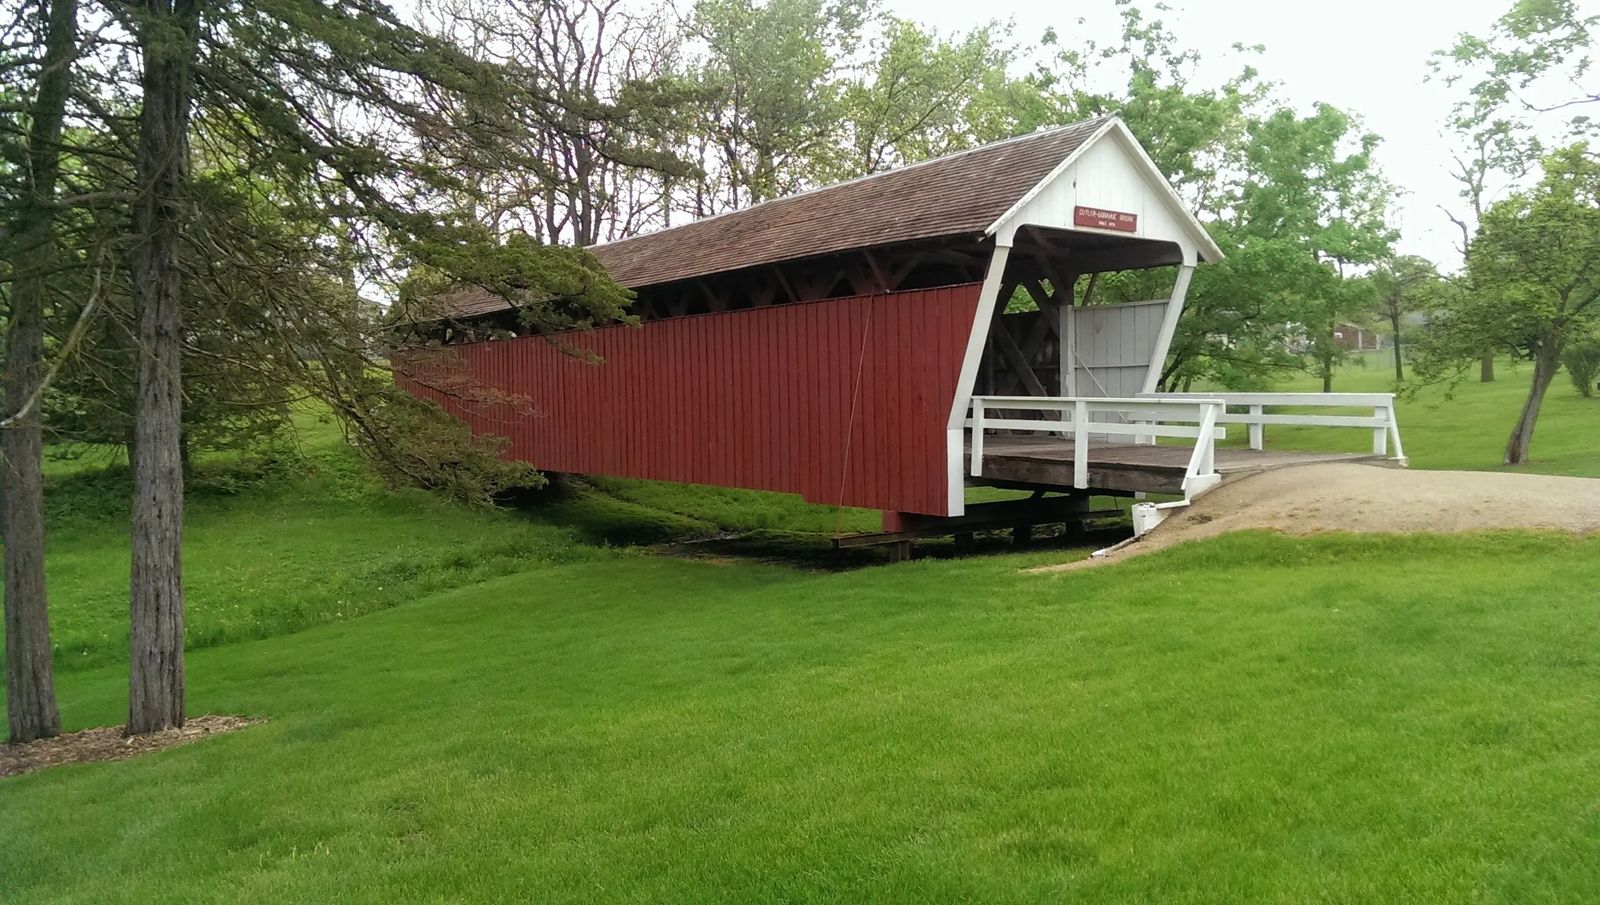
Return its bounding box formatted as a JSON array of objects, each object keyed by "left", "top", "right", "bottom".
[{"left": 884, "top": 0, "right": 1598, "bottom": 269}]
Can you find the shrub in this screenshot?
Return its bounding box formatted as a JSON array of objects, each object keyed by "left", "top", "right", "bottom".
[{"left": 1563, "top": 337, "right": 1600, "bottom": 397}]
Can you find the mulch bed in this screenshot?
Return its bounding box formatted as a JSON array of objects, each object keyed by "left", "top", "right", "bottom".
[{"left": 1, "top": 714, "right": 260, "bottom": 778}]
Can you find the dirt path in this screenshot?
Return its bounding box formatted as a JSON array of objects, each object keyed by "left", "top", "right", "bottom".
[{"left": 1033, "top": 463, "right": 1600, "bottom": 572}]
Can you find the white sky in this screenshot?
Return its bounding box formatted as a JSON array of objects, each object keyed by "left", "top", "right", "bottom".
[{"left": 884, "top": 0, "right": 1600, "bottom": 270}]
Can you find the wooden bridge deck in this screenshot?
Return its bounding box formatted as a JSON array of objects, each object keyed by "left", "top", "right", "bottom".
[{"left": 967, "top": 436, "right": 1386, "bottom": 496}]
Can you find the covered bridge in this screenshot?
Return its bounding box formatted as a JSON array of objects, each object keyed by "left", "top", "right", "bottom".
[{"left": 406, "top": 116, "right": 1405, "bottom": 539}]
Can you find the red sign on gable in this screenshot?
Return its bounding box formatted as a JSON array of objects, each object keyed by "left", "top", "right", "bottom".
[{"left": 1073, "top": 205, "right": 1138, "bottom": 233}]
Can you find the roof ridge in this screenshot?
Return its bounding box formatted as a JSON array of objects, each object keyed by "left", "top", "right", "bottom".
[{"left": 587, "top": 115, "right": 1115, "bottom": 252}]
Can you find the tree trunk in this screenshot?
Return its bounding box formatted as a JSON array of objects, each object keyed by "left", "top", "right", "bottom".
[
  {"left": 3, "top": 0, "right": 77, "bottom": 745},
  {"left": 1388, "top": 309, "right": 1404, "bottom": 382},
  {"left": 128, "top": 0, "right": 199, "bottom": 736},
  {"left": 1480, "top": 352, "right": 1495, "bottom": 383},
  {"left": 1503, "top": 338, "right": 1562, "bottom": 466}
]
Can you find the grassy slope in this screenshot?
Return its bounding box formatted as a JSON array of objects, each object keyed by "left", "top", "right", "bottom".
[
  {"left": 34, "top": 448, "right": 603, "bottom": 672},
  {"left": 6, "top": 532, "right": 1600, "bottom": 903},
  {"left": 33, "top": 352, "right": 1587, "bottom": 674}
]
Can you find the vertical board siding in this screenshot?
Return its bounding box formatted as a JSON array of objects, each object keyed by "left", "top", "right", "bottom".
[
  {"left": 401, "top": 283, "right": 982, "bottom": 516},
  {"left": 1075, "top": 298, "right": 1166, "bottom": 399}
]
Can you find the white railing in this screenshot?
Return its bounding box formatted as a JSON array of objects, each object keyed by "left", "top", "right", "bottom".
[
  {"left": 968, "top": 395, "right": 1226, "bottom": 497},
  {"left": 1140, "top": 392, "right": 1406, "bottom": 463}
]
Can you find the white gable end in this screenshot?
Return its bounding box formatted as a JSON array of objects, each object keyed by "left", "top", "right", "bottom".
[{"left": 986, "top": 119, "right": 1223, "bottom": 267}]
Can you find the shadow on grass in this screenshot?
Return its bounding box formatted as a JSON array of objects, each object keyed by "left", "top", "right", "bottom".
[{"left": 505, "top": 475, "right": 1133, "bottom": 571}]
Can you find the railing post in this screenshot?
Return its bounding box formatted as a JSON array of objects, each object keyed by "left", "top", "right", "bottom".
[
  {"left": 1072, "top": 399, "right": 1089, "bottom": 489},
  {"left": 1385, "top": 403, "right": 1406, "bottom": 462},
  {"left": 1178, "top": 401, "right": 1221, "bottom": 497},
  {"left": 971, "top": 398, "right": 985, "bottom": 477},
  {"left": 1371, "top": 405, "right": 1388, "bottom": 456},
  {"left": 1249, "top": 404, "right": 1264, "bottom": 451}
]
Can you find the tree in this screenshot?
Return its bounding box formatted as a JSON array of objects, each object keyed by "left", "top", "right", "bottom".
[
  {"left": 1371, "top": 255, "right": 1443, "bottom": 382},
  {"left": 1152, "top": 230, "right": 1324, "bottom": 391},
  {"left": 1417, "top": 145, "right": 1600, "bottom": 463},
  {"left": 1434, "top": 0, "right": 1600, "bottom": 381},
  {"left": 838, "top": 18, "right": 1034, "bottom": 177},
  {"left": 1438, "top": 0, "right": 1598, "bottom": 131},
  {"left": 1, "top": 0, "right": 78, "bottom": 744},
  {"left": 1232, "top": 105, "right": 1397, "bottom": 391},
  {"left": 101, "top": 0, "right": 650, "bottom": 732},
  {"left": 419, "top": 0, "right": 689, "bottom": 244},
  {"left": 125, "top": 0, "right": 200, "bottom": 736},
  {"left": 684, "top": 0, "right": 870, "bottom": 211}
]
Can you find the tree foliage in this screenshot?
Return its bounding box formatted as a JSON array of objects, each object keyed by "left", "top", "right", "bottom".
[
  {"left": 1415, "top": 145, "right": 1600, "bottom": 462},
  {"left": 0, "top": 0, "right": 682, "bottom": 734},
  {"left": 1027, "top": 2, "right": 1397, "bottom": 391},
  {"left": 838, "top": 18, "right": 1035, "bottom": 176},
  {"left": 683, "top": 0, "right": 868, "bottom": 209},
  {"left": 1371, "top": 255, "right": 1445, "bottom": 382},
  {"left": 1434, "top": 0, "right": 1599, "bottom": 256}
]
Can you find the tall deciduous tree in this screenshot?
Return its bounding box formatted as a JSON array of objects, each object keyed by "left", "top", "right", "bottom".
[
  {"left": 685, "top": 0, "right": 870, "bottom": 211},
  {"left": 1371, "top": 255, "right": 1443, "bottom": 382},
  {"left": 1434, "top": 0, "right": 1599, "bottom": 381},
  {"left": 1, "top": 0, "right": 78, "bottom": 744},
  {"left": 1154, "top": 230, "right": 1324, "bottom": 391},
  {"left": 1416, "top": 145, "right": 1600, "bottom": 463},
  {"left": 420, "top": 0, "right": 688, "bottom": 244},
  {"left": 1235, "top": 105, "right": 1396, "bottom": 391},
  {"left": 838, "top": 18, "right": 1034, "bottom": 177},
  {"left": 1476, "top": 146, "right": 1599, "bottom": 462}
]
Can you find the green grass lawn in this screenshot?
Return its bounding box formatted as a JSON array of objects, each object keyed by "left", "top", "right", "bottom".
[
  {"left": 6, "top": 531, "right": 1600, "bottom": 903},
  {"left": 32, "top": 446, "right": 605, "bottom": 673},
  {"left": 1203, "top": 352, "right": 1600, "bottom": 476},
  {"left": 3, "top": 361, "right": 1599, "bottom": 902},
  {"left": 12, "top": 423, "right": 1055, "bottom": 673}
]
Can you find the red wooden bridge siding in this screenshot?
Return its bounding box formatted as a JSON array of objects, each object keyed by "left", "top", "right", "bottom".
[{"left": 404, "top": 283, "right": 981, "bottom": 516}]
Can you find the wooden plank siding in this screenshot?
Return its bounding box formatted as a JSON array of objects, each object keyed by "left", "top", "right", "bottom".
[
  {"left": 400, "top": 283, "right": 984, "bottom": 516},
  {"left": 1073, "top": 299, "right": 1167, "bottom": 399}
]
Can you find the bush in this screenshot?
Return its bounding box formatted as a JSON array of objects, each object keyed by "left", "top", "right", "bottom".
[{"left": 1564, "top": 337, "right": 1600, "bottom": 397}]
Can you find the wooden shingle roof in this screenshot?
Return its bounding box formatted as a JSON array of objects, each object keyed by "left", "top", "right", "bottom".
[
  {"left": 441, "top": 117, "right": 1112, "bottom": 318},
  {"left": 591, "top": 116, "right": 1111, "bottom": 288}
]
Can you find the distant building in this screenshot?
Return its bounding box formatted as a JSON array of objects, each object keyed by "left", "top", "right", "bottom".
[{"left": 1333, "top": 323, "right": 1382, "bottom": 352}]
